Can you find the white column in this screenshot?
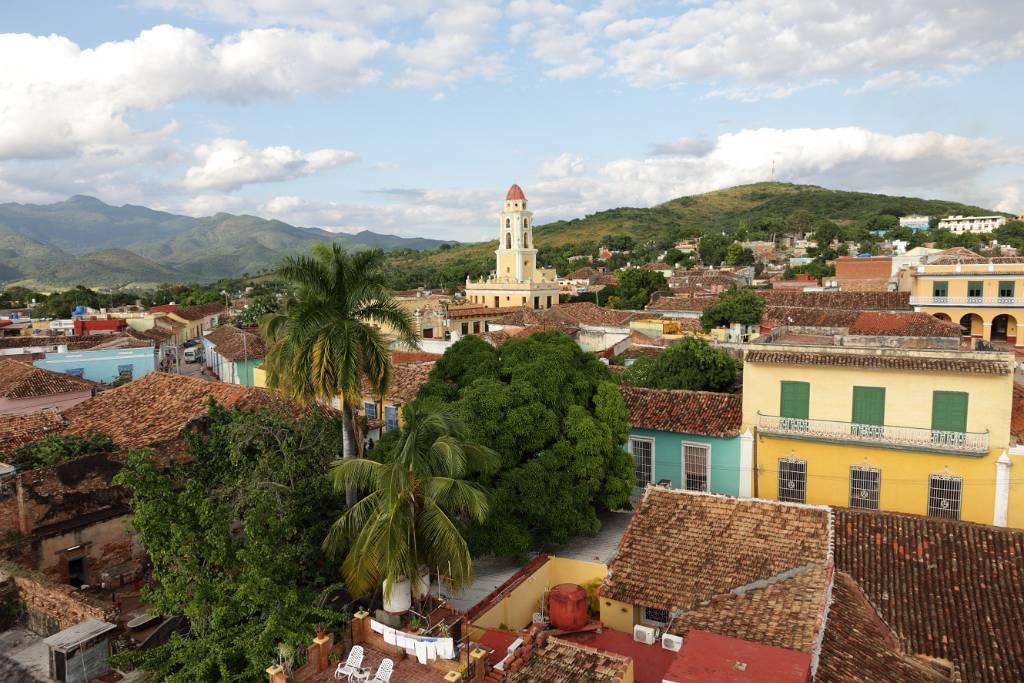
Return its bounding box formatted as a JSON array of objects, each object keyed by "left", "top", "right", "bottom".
[
  {"left": 739, "top": 428, "right": 754, "bottom": 498},
  {"left": 993, "top": 451, "right": 1012, "bottom": 527}
]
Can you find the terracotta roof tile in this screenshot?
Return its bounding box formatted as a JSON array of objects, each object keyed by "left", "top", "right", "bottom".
[
  {"left": 646, "top": 293, "right": 718, "bottom": 312},
  {"left": 757, "top": 291, "right": 911, "bottom": 310},
  {"left": 601, "top": 489, "right": 831, "bottom": 613},
  {"left": 745, "top": 350, "right": 1009, "bottom": 375},
  {"left": 205, "top": 325, "right": 268, "bottom": 361},
  {"left": 360, "top": 360, "right": 436, "bottom": 405},
  {"left": 620, "top": 386, "right": 741, "bottom": 437},
  {"left": 0, "top": 411, "right": 66, "bottom": 456},
  {"left": 761, "top": 307, "right": 861, "bottom": 329},
  {"left": 176, "top": 302, "right": 226, "bottom": 321},
  {"left": 506, "top": 637, "right": 631, "bottom": 683},
  {"left": 0, "top": 358, "right": 96, "bottom": 399},
  {"left": 817, "top": 571, "right": 957, "bottom": 683},
  {"left": 497, "top": 303, "right": 640, "bottom": 328},
  {"left": 834, "top": 508, "right": 1024, "bottom": 683},
  {"left": 848, "top": 312, "right": 962, "bottom": 338}
]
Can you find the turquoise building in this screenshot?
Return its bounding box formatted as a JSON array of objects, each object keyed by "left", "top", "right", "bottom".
[
  {"left": 34, "top": 345, "right": 155, "bottom": 385},
  {"left": 620, "top": 386, "right": 750, "bottom": 498}
]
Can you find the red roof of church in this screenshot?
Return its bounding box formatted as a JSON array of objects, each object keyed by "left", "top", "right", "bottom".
[{"left": 506, "top": 184, "right": 525, "bottom": 200}]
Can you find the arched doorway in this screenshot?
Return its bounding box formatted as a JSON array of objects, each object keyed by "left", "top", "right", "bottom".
[
  {"left": 958, "top": 313, "right": 982, "bottom": 338},
  {"left": 991, "top": 314, "right": 1017, "bottom": 343}
]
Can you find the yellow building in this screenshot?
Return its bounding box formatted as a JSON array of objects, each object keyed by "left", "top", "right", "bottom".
[
  {"left": 909, "top": 260, "right": 1024, "bottom": 346},
  {"left": 742, "top": 333, "right": 1022, "bottom": 528},
  {"left": 465, "top": 185, "right": 560, "bottom": 310}
]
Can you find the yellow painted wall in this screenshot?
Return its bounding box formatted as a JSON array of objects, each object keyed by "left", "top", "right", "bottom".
[
  {"left": 916, "top": 305, "right": 1019, "bottom": 341},
  {"left": 253, "top": 365, "right": 267, "bottom": 389},
  {"left": 598, "top": 597, "right": 636, "bottom": 634},
  {"left": 469, "top": 557, "right": 607, "bottom": 632}
]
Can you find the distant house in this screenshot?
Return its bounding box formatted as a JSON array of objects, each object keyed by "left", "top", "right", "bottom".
[
  {"left": 0, "top": 358, "right": 95, "bottom": 415},
  {"left": 72, "top": 318, "right": 126, "bottom": 336},
  {"left": 201, "top": 325, "right": 267, "bottom": 386},
  {"left": 357, "top": 358, "right": 438, "bottom": 443},
  {"left": 33, "top": 343, "right": 155, "bottom": 385},
  {"left": 620, "top": 386, "right": 749, "bottom": 498},
  {"left": 163, "top": 303, "right": 226, "bottom": 342}
]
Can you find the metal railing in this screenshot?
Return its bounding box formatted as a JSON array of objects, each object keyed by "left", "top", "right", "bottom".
[
  {"left": 909, "top": 296, "right": 1024, "bottom": 307},
  {"left": 756, "top": 414, "right": 989, "bottom": 455}
]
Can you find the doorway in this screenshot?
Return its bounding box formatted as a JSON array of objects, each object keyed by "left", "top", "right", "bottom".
[{"left": 67, "top": 557, "right": 87, "bottom": 587}]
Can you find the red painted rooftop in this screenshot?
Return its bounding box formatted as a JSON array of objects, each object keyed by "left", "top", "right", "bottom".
[
  {"left": 506, "top": 183, "right": 525, "bottom": 200},
  {"left": 563, "top": 627, "right": 678, "bottom": 683},
  {"left": 664, "top": 630, "right": 811, "bottom": 683}
]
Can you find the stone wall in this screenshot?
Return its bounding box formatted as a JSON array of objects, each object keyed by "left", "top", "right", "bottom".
[{"left": 0, "top": 565, "right": 114, "bottom": 636}]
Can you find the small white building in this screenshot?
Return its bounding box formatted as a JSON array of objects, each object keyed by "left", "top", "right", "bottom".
[
  {"left": 898, "top": 215, "right": 931, "bottom": 231},
  {"left": 937, "top": 215, "right": 1008, "bottom": 234}
]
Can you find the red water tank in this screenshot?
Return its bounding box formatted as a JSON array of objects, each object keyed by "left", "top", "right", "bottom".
[{"left": 548, "top": 583, "right": 588, "bottom": 631}]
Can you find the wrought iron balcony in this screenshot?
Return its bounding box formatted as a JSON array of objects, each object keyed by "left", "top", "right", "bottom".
[
  {"left": 910, "top": 295, "right": 1024, "bottom": 307},
  {"left": 756, "top": 414, "right": 989, "bottom": 455}
]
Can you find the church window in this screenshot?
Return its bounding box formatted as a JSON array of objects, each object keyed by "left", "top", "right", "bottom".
[
  {"left": 524, "top": 231, "right": 530, "bottom": 247},
  {"left": 506, "top": 232, "right": 512, "bottom": 249},
  {"left": 505, "top": 218, "right": 511, "bottom": 229}
]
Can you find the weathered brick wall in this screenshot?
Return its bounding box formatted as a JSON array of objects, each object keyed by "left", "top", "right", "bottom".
[
  {"left": 0, "top": 567, "right": 114, "bottom": 636},
  {"left": 34, "top": 515, "right": 140, "bottom": 583}
]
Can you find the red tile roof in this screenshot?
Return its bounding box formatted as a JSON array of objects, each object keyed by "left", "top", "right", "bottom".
[
  {"left": 0, "top": 358, "right": 95, "bottom": 399},
  {"left": 506, "top": 183, "right": 526, "bottom": 201},
  {"left": 176, "top": 302, "right": 226, "bottom": 321},
  {"left": 620, "top": 386, "right": 742, "bottom": 437},
  {"left": 562, "top": 628, "right": 677, "bottom": 683},
  {"left": 447, "top": 306, "right": 494, "bottom": 319},
  {"left": 757, "top": 291, "right": 911, "bottom": 310},
  {"left": 601, "top": 489, "right": 831, "bottom": 615},
  {"left": 505, "top": 636, "right": 631, "bottom": 683},
  {"left": 148, "top": 303, "right": 179, "bottom": 313},
  {"left": 360, "top": 361, "right": 436, "bottom": 405},
  {"left": 0, "top": 411, "right": 66, "bottom": 456},
  {"left": 817, "top": 572, "right": 956, "bottom": 683},
  {"left": 848, "top": 312, "right": 961, "bottom": 338},
  {"left": 834, "top": 507, "right": 1024, "bottom": 683},
  {"left": 646, "top": 294, "right": 718, "bottom": 312},
  {"left": 205, "top": 325, "right": 268, "bottom": 361},
  {"left": 745, "top": 350, "right": 1010, "bottom": 375}
]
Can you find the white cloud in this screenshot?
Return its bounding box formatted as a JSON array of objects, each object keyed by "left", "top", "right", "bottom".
[
  {"left": 539, "top": 152, "right": 586, "bottom": 178},
  {"left": 183, "top": 138, "right": 356, "bottom": 191},
  {"left": 179, "top": 194, "right": 246, "bottom": 216},
  {"left": 0, "top": 26, "right": 385, "bottom": 161},
  {"left": 393, "top": 2, "right": 504, "bottom": 88}
]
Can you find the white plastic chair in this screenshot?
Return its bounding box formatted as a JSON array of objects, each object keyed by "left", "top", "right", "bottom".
[
  {"left": 370, "top": 658, "right": 394, "bottom": 683},
  {"left": 334, "top": 645, "right": 364, "bottom": 680}
]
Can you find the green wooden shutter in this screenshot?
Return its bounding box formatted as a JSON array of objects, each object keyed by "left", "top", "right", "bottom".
[
  {"left": 931, "top": 392, "right": 968, "bottom": 432},
  {"left": 932, "top": 281, "right": 948, "bottom": 297},
  {"left": 967, "top": 281, "right": 983, "bottom": 298},
  {"left": 852, "top": 387, "right": 885, "bottom": 426},
  {"left": 780, "top": 381, "right": 810, "bottom": 420},
  {"left": 999, "top": 281, "right": 1015, "bottom": 298}
]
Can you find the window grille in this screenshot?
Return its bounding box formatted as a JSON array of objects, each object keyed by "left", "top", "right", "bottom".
[
  {"left": 849, "top": 467, "right": 880, "bottom": 509},
  {"left": 384, "top": 406, "right": 399, "bottom": 432},
  {"left": 778, "top": 459, "right": 807, "bottom": 503},
  {"left": 630, "top": 438, "right": 653, "bottom": 490},
  {"left": 683, "top": 443, "right": 710, "bottom": 492},
  {"left": 364, "top": 402, "right": 378, "bottom": 420},
  {"left": 927, "top": 474, "right": 962, "bottom": 519},
  {"left": 643, "top": 606, "right": 669, "bottom": 625},
  {"left": 66, "top": 368, "right": 85, "bottom": 377},
  {"left": 117, "top": 364, "right": 134, "bottom": 378}
]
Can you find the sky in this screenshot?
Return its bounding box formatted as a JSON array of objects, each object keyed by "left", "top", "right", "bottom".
[{"left": 1, "top": 1, "right": 1023, "bottom": 242}]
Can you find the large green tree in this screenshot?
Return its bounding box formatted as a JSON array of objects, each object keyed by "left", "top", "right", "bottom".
[
  {"left": 111, "top": 403, "right": 348, "bottom": 682},
  {"left": 622, "top": 336, "right": 740, "bottom": 393},
  {"left": 260, "top": 244, "right": 418, "bottom": 506},
  {"left": 700, "top": 286, "right": 765, "bottom": 332},
  {"left": 604, "top": 267, "right": 668, "bottom": 310},
  {"left": 698, "top": 233, "right": 730, "bottom": 266},
  {"left": 324, "top": 400, "right": 499, "bottom": 601},
  {"left": 420, "top": 332, "right": 635, "bottom": 559}
]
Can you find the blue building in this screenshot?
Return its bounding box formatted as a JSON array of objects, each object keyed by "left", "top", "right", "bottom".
[
  {"left": 621, "top": 386, "right": 751, "bottom": 499},
  {"left": 34, "top": 345, "right": 155, "bottom": 385}
]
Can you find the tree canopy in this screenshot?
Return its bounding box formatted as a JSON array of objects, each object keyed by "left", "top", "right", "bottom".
[
  {"left": 622, "top": 336, "right": 740, "bottom": 392},
  {"left": 603, "top": 267, "right": 668, "bottom": 310},
  {"left": 111, "top": 402, "right": 348, "bottom": 682},
  {"left": 418, "top": 332, "right": 635, "bottom": 559},
  {"left": 698, "top": 233, "right": 730, "bottom": 266},
  {"left": 700, "top": 286, "right": 765, "bottom": 332},
  {"left": 12, "top": 431, "right": 115, "bottom": 471}
]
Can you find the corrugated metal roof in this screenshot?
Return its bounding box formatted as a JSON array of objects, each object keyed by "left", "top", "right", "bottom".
[{"left": 43, "top": 618, "right": 117, "bottom": 651}]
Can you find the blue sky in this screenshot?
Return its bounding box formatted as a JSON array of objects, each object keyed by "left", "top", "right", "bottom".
[{"left": 1, "top": 1, "right": 1023, "bottom": 241}]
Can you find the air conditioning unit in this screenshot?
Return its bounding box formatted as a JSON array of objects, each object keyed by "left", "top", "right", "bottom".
[
  {"left": 532, "top": 612, "right": 548, "bottom": 625},
  {"left": 661, "top": 633, "right": 683, "bottom": 652},
  {"left": 633, "top": 625, "right": 657, "bottom": 645}
]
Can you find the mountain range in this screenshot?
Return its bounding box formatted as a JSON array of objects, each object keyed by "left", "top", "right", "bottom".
[{"left": 0, "top": 195, "right": 455, "bottom": 290}]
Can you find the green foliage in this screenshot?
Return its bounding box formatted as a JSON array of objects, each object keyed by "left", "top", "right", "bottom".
[
  {"left": 783, "top": 261, "right": 835, "bottom": 280},
  {"left": 623, "top": 337, "right": 740, "bottom": 393},
  {"left": 234, "top": 295, "right": 279, "bottom": 327},
  {"left": 33, "top": 286, "right": 101, "bottom": 318},
  {"left": 700, "top": 286, "right": 766, "bottom": 331},
  {"left": 110, "top": 403, "right": 348, "bottom": 682},
  {"left": 604, "top": 268, "right": 668, "bottom": 310},
  {"left": 725, "top": 243, "right": 755, "bottom": 266},
  {"left": 0, "top": 286, "right": 42, "bottom": 308},
  {"left": 324, "top": 400, "right": 499, "bottom": 598},
  {"left": 418, "top": 335, "right": 501, "bottom": 402},
  {"left": 421, "top": 332, "right": 635, "bottom": 559},
  {"left": 698, "top": 234, "right": 730, "bottom": 266},
  {"left": 12, "top": 432, "right": 114, "bottom": 471}
]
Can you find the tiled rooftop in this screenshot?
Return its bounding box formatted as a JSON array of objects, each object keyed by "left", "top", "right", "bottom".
[
  {"left": 505, "top": 636, "right": 632, "bottom": 683},
  {"left": 175, "top": 302, "right": 226, "bottom": 321},
  {"left": 601, "top": 489, "right": 831, "bottom": 613},
  {"left": 620, "top": 386, "right": 741, "bottom": 437},
  {"left": 496, "top": 302, "right": 641, "bottom": 328},
  {"left": 0, "top": 358, "right": 95, "bottom": 399},
  {"left": 562, "top": 628, "right": 676, "bottom": 683},
  {"left": 360, "top": 360, "right": 436, "bottom": 405},
  {"left": 0, "top": 411, "right": 65, "bottom": 456},
  {"left": 817, "top": 571, "right": 956, "bottom": 683},
  {"left": 757, "top": 291, "right": 911, "bottom": 310},
  {"left": 205, "top": 325, "right": 268, "bottom": 361},
  {"left": 847, "top": 312, "right": 962, "bottom": 338},
  {"left": 645, "top": 294, "right": 718, "bottom": 312},
  {"left": 745, "top": 349, "right": 1010, "bottom": 375},
  {"left": 834, "top": 507, "right": 1024, "bottom": 682}
]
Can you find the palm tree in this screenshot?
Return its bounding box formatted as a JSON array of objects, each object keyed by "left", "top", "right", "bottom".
[
  {"left": 260, "top": 244, "right": 418, "bottom": 506},
  {"left": 323, "top": 400, "right": 499, "bottom": 602}
]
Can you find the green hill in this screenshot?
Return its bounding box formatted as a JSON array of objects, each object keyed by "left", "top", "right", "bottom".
[{"left": 382, "top": 182, "right": 1006, "bottom": 289}]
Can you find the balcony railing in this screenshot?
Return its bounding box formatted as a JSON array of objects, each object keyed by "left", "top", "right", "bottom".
[
  {"left": 756, "top": 414, "right": 989, "bottom": 455},
  {"left": 910, "top": 296, "right": 1024, "bottom": 307}
]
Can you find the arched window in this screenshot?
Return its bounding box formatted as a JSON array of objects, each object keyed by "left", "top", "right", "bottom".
[
  {"left": 524, "top": 231, "right": 530, "bottom": 248},
  {"left": 506, "top": 232, "right": 512, "bottom": 249},
  {"left": 505, "top": 218, "right": 511, "bottom": 229}
]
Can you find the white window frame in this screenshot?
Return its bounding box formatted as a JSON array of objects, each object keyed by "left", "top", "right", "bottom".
[
  {"left": 778, "top": 458, "right": 807, "bottom": 503},
  {"left": 681, "top": 441, "right": 711, "bottom": 492},
  {"left": 364, "top": 401, "right": 378, "bottom": 420},
  {"left": 641, "top": 605, "right": 670, "bottom": 626},
  {"left": 629, "top": 437, "right": 655, "bottom": 491},
  {"left": 927, "top": 474, "right": 963, "bottom": 520},
  {"left": 849, "top": 466, "right": 881, "bottom": 510}
]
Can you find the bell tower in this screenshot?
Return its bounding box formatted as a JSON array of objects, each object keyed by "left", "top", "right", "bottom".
[{"left": 496, "top": 184, "right": 536, "bottom": 283}]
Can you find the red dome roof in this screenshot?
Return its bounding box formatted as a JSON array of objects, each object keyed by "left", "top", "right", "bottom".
[{"left": 506, "top": 184, "right": 525, "bottom": 201}]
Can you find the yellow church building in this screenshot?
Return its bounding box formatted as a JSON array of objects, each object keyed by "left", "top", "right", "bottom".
[{"left": 465, "top": 184, "right": 560, "bottom": 310}]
